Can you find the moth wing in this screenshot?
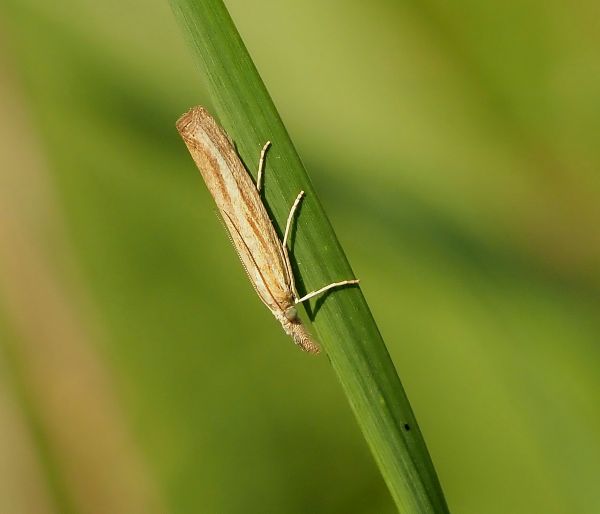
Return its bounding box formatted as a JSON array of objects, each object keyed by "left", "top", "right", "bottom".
[
  {"left": 221, "top": 209, "right": 292, "bottom": 313},
  {"left": 177, "top": 106, "right": 294, "bottom": 312}
]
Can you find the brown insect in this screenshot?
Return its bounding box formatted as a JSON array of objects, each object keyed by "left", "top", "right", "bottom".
[{"left": 176, "top": 106, "right": 358, "bottom": 353}]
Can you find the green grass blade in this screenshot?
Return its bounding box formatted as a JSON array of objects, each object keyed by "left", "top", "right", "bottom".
[{"left": 169, "top": 1, "right": 449, "bottom": 511}]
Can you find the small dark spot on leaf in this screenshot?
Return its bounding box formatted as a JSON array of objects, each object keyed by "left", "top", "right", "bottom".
[{"left": 403, "top": 423, "right": 410, "bottom": 431}]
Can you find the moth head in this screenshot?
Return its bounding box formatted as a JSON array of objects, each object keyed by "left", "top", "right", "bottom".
[{"left": 284, "top": 306, "right": 299, "bottom": 323}]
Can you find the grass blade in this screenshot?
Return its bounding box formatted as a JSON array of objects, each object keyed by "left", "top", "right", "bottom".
[{"left": 169, "top": 1, "right": 449, "bottom": 511}]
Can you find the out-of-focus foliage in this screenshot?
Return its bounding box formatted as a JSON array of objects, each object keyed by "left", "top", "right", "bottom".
[{"left": 0, "top": 1, "right": 598, "bottom": 513}]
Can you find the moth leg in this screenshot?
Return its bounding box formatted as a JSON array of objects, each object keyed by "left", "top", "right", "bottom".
[
  {"left": 282, "top": 190, "right": 305, "bottom": 300},
  {"left": 283, "top": 190, "right": 360, "bottom": 304},
  {"left": 283, "top": 245, "right": 300, "bottom": 301},
  {"left": 295, "top": 279, "right": 360, "bottom": 305},
  {"left": 283, "top": 190, "right": 304, "bottom": 248},
  {"left": 256, "top": 141, "right": 271, "bottom": 192}
]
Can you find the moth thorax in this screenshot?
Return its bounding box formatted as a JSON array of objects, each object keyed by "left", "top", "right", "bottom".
[{"left": 284, "top": 306, "right": 299, "bottom": 323}]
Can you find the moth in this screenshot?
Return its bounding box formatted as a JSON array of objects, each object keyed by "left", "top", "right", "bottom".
[{"left": 176, "top": 106, "right": 359, "bottom": 353}]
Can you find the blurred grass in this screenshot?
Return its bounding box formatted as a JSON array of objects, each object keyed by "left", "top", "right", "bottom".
[{"left": 0, "top": 0, "right": 599, "bottom": 513}]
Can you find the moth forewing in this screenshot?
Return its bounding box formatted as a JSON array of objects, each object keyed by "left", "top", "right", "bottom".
[
  {"left": 177, "top": 107, "right": 290, "bottom": 302},
  {"left": 220, "top": 210, "right": 290, "bottom": 314},
  {"left": 176, "top": 107, "right": 314, "bottom": 349},
  {"left": 176, "top": 106, "right": 358, "bottom": 354}
]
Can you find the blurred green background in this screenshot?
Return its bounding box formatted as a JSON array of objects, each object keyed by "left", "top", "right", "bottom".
[{"left": 1, "top": 0, "right": 599, "bottom": 513}]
